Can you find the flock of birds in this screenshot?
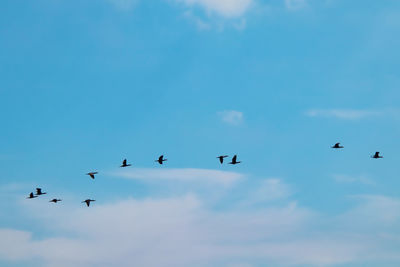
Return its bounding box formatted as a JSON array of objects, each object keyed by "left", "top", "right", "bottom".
[
  {"left": 26, "top": 154, "right": 242, "bottom": 206},
  {"left": 26, "top": 145, "right": 383, "bottom": 207}
]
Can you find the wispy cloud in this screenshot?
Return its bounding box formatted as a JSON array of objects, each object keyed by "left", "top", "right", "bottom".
[
  {"left": 111, "top": 168, "right": 243, "bottom": 186},
  {"left": 305, "top": 109, "right": 382, "bottom": 119},
  {"left": 107, "top": 0, "right": 311, "bottom": 30},
  {"left": 176, "top": 0, "right": 253, "bottom": 31},
  {"left": 340, "top": 195, "right": 400, "bottom": 227},
  {"left": 240, "top": 178, "right": 293, "bottom": 206},
  {"left": 218, "top": 110, "right": 244, "bottom": 125},
  {"left": 284, "top": 0, "right": 307, "bottom": 10},
  {"left": 333, "top": 174, "right": 375, "bottom": 185},
  {"left": 106, "top": 0, "right": 138, "bottom": 10},
  {"left": 175, "top": 0, "right": 253, "bottom": 18},
  {"left": 183, "top": 10, "right": 212, "bottom": 30}
]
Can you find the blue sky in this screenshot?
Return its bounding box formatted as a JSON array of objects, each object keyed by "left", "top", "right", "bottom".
[{"left": 1, "top": 0, "right": 400, "bottom": 266}]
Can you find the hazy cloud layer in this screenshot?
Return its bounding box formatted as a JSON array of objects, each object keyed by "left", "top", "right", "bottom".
[{"left": 1, "top": 177, "right": 400, "bottom": 266}]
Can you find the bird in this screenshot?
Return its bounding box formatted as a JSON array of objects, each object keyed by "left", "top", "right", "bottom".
[
  {"left": 36, "top": 188, "right": 47, "bottom": 196},
  {"left": 331, "top": 143, "right": 344, "bottom": 149},
  {"left": 82, "top": 199, "right": 95, "bottom": 207},
  {"left": 217, "top": 155, "right": 229, "bottom": 164},
  {"left": 156, "top": 155, "right": 167, "bottom": 165},
  {"left": 371, "top": 152, "right": 383, "bottom": 159},
  {"left": 49, "top": 199, "right": 62, "bottom": 203},
  {"left": 86, "top": 172, "right": 98, "bottom": 179},
  {"left": 229, "top": 155, "right": 241, "bottom": 165},
  {"left": 120, "top": 159, "right": 131, "bottom": 167},
  {"left": 26, "top": 192, "right": 37, "bottom": 199}
]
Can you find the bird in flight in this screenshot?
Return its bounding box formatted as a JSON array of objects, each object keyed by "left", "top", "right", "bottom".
[
  {"left": 27, "top": 192, "right": 37, "bottom": 199},
  {"left": 229, "top": 155, "right": 241, "bottom": 165},
  {"left": 371, "top": 152, "right": 383, "bottom": 159},
  {"left": 49, "top": 199, "right": 62, "bottom": 203},
  {"left": 120, "top": 159, "right": 131, "bottom": 167},
  {"left": 36, "top": 188, "right": 47, "bottom": 196},
  {"left": 331, "top": 143, "right": 344, "bottom": 149},
  {"left": 217, "top": 155, "right": 229, "bottom": 164},
  {"left": 156, "top": 155, "right": 167, "bottom": 165},
  {"left": 86, "top": 172, "right": 98, "bottom": 179},
  {"left": 82, "top": 199, "right": 96, "bottom": 207}
]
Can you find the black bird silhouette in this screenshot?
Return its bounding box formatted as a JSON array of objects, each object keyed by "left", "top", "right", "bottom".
[
  {"left": 372, "top": 152, "right": 383, "bottom": 159},
  {"left": 82, "top": 199, "right": 96, "bottom": 207},
  {"left": 156, "top": 155, "right": 167, "bottom": 165},
  {"left": 36, "top": 188, "right": 47, "bottom": 196},
  {"left": 86, "top": 172, "right": 98, "bottom": 179},
  {"left": 331, "top": 143, "right": 344, "bottom": 149},
  {"left": 120, "top": 159, "right": 131, "bottom": 167},
  {"left": 26, "top": 192, "right": 37, "bottom": 199},
  {"left": 217, "top": 155, "right": 229, "bottom": 164},
  {"left": 229, "top": 155, "right": 241, "bottom": 165},
  {"left": 49, "top": 199, "right": 62, "bottom": 203}
]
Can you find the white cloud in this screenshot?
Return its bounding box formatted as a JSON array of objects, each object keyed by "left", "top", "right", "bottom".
[
  {"left": 306, "top": 109, "right": 382, "bottom": 119},
  {"left": 218, "top": 110, "right": 244, "bottom": 125},
  {"left": 176, "top": 0, "right": 253, "bottom": 18},
  {"left": 285, "top": 0, "right": 307, "bottom": 10},
  {"left": 112, "top": 168, "right": 243, "bottom": 186},
  {"left": 0, "top": 229, "right": 32, "bottom": 261}
]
